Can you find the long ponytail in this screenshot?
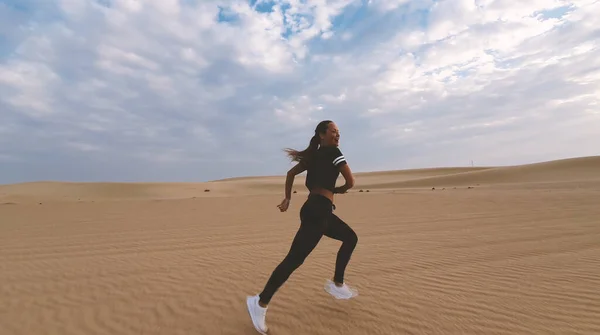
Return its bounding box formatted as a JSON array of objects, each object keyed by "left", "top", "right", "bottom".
[{"left": 284, "top": 120, "right": 332, "bottom": 164}]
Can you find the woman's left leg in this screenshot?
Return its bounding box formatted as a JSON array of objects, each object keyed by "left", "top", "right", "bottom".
[{"left": 258, "top": 220, "right": 324, "bottom": 305}]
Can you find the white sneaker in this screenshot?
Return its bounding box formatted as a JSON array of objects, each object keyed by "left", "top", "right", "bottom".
[
  {"left": 324, "top": 279, "right": 358, "bottom": 299},
  {"left": 246, "top": 295, "right": 268, "bottom": 334}
]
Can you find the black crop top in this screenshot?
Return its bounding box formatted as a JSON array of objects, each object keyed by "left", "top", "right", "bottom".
[{"left": 303, "top": 145, "right": 347, "bottom": 192}]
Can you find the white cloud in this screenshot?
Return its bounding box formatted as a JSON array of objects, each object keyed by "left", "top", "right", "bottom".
[
  {"left": 0, "top": 59, "right": 60, "bottom": 116},
  {"left": 0, "top": 0, "right": 599, "bottom": 183},
  {"left": 370, "top": 0, "right": 417, "bottom": 12}
]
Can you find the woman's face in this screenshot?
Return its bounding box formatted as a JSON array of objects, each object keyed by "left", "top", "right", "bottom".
[{"left": 320, "top": 122, "right": 340, "bottom": 147}]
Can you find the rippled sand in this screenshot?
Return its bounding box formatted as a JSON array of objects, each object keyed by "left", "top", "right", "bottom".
[{"left": 2, "top": 156, "right": 600, "bottom": 334}]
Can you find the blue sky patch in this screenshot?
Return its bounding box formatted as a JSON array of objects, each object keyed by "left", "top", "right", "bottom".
[{"left": 534, "top": 5, "right": 574, "bottom": 20}]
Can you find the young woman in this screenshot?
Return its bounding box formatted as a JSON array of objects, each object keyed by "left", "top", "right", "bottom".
[{"left": 246, "top": 120, "right": 359, "bottom": 334}]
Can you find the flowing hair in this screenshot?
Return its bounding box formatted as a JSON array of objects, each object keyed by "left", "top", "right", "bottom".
[{"left": 284, "top": 120, "right": 332, "bottom": 164}]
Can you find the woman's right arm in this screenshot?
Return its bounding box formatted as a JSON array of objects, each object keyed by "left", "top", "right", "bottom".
[{"left": 284, "top": 161, "right": 307, "bottom": 199}]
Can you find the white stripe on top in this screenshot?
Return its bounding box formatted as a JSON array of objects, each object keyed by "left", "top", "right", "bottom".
[{"left": 333, "top": 155, "right": 345, "bottom": 166}]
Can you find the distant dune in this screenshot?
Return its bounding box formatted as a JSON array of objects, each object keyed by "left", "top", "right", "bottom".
[
  {"left": 360, "top": 155, "right": 600, "bottom": 189},
  {"left": 1, "top": 156, "right": 599, "bottom": 204}
]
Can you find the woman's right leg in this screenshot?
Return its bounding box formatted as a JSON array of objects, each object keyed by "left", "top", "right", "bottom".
[
  {"left": 258, "top": 200, "right": 328, "bottom": 306},
  {"left": 324, "top": 213, "right": 358, "bottom": 285},
  {"left": 322, "top": 213, "right": 359, "bottom": 300}
]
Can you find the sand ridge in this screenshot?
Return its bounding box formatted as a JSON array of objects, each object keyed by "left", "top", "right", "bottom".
[
  {"left": 1, "top": 156, "right": 600, "bottom": 334},
  {"left": 2, "top": 156, "right": 599, "bottom": 203}
]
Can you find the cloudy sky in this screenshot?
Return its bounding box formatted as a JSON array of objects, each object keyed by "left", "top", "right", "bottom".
[{"left": 1, "top": 0, "right": 599, "bottom": 183}]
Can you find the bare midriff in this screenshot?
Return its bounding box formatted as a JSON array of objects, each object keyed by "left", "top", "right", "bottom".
[{"left": 310, "top": 187, "right": 334, "bottom": 203}]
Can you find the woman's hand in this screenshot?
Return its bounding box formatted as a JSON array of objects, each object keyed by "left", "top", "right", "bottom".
[
  {"left": 334, "top": 186, "right": 348, "bottom": 194},
  {"left": 277, "top": 198, "right": 290, "bottom": 212}
]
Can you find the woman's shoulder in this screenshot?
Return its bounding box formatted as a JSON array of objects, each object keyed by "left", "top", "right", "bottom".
[
  {"left": 320, "top": 145, "right": 344, "bottom": 156},
  {"left": 318, "top": 145, "right": 346, "bottom": 166}
]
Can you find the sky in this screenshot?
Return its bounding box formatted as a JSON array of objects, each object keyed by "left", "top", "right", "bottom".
[{"left": 0, "top": 0, "right": 599, "bottom": 183}]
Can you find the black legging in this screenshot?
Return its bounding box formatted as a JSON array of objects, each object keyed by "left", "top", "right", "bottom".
[{"left": 259, "top": 193, "right": 358, "bottom": 305}]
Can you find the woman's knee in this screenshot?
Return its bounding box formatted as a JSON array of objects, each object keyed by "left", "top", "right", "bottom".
[{"left": 346, "top": 229, "right": 358, "bottom": 247}]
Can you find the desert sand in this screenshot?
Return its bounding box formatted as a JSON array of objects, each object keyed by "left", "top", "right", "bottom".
[{"left": 1, "top": 156, "right": 600, "bottom": 335}]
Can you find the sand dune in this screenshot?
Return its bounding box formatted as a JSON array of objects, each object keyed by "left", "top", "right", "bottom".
[
  {"left": 1, "top": 156, "right": 600, "bottom": 334},
  {"left": 368, "top": 155, "right": 600, "bottom": 189},
  {"left": 0, "top": 167, "right": 490, "bottom": 203},
  {"left": 2, "top": 156, "right": 599, "bottom": 204}
]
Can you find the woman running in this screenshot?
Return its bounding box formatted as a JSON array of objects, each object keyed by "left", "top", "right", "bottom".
[{"left": 246, "top": 120, "right": 359, "bottom": 334}]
